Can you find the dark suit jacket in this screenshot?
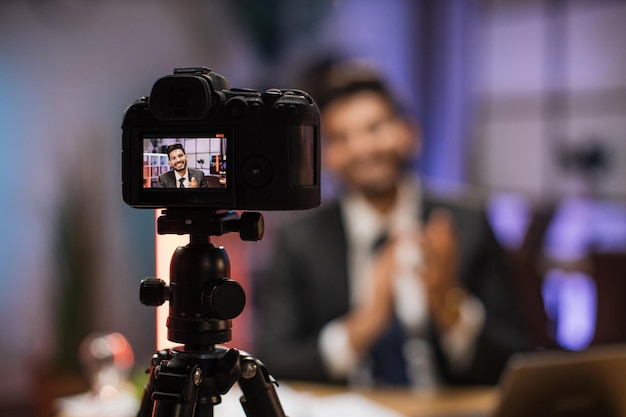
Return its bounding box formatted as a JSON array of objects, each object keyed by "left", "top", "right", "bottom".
[
  {"left": 157, "top": 168, "right": 209, "bottom": 188},
  {"left": 254, "top": 194, "right": 531, "bottom": 386}
]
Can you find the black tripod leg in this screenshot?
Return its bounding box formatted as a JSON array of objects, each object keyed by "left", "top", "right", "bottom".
[
  {"left": 237, "top": 352, "right": 287, "bottom": 417},
  {"left": 137, "top": 350, "right": 172, "bottom": 417}
]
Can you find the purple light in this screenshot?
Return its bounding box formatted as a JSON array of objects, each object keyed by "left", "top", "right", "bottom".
[
  {"left": 487, "top": 192, "right": 532, "bottom": 250},
  {"left": 542, "top": 268, "right": 597, "bottom": 350}
]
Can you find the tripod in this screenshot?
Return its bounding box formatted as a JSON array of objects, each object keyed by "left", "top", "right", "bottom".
[{"left": 137, "top": 209, "right": 286, "bottom": 417}]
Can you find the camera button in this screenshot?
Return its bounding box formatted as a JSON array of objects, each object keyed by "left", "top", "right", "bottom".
[
  {"left": 225, "top": 96, "right": 248, "bottom": 119},
  {"left": 242, "top": 156, "right": 272, "bottom": 187}
]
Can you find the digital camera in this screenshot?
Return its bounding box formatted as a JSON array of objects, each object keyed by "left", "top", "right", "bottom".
[{"left": 122, "top": 67, "right": 320, "bottom": 210}]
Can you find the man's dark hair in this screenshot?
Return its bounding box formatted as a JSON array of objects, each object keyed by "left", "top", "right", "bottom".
[
  {"left": 166, "top": 143, "right": 185, "bottom": 158},
  {"left": 302, "top": 58, "right": 404, "bottom": 115}
]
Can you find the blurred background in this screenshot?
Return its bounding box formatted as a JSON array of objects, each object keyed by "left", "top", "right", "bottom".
[{"left": 1, "top": 0, "right": 625, "bottom": 416}]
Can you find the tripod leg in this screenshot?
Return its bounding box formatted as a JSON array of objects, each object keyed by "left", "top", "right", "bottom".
[
  {"left": 137, "top": 350, "right": 172, "bottom": 417},
  {"left": 237, "top": 352, "right": 287, "bottom": 417}
]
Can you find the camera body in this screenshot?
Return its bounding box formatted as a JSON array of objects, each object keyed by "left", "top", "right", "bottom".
[{"left": 122, "top": 67, "right": 320, "bottom": 210}]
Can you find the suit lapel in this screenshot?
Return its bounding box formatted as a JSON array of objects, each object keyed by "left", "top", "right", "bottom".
[
  {"left": 317, "top": 202, "right": 351, "bottom": 317},
  {"left": 166, "top": 170, "right": 176, "bottom": 187},
  {"left": 188, "top": 168, "right": 197, "bottom": 183}
]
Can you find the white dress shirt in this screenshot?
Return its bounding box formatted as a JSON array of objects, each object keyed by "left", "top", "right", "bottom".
[{"left": 174, "top": 169, "right": 190, "bottom": 188}]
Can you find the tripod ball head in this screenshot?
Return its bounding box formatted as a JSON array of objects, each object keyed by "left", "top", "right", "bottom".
[{"left": 138, "top": 231, "right": 247, "bottom": 347}]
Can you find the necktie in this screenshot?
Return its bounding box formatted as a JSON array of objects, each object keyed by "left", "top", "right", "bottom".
[
  {"left": 368, "top": 232, "right": 410, "bottom": 385},
  {"left": 179, "top": 177, "right": 185, "bottom": 188}
]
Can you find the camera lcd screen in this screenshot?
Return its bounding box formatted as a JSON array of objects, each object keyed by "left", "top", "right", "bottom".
[{"left": 142, "top": 136, "right": 227, "bottom": 190}]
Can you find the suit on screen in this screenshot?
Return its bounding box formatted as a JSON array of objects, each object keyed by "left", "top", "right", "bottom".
[{"left": 157, "top": 168, "right": 209, "bottom": 188}]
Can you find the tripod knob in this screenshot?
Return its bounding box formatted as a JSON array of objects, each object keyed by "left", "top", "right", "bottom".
[
  {"left": 239, "top": 212, "right": 264, "bottom": 241},
  {"left": 202, "top": 279, "right": 246, "bottom": 320},
  {"left": 140, "top": 278, "right": 169, "bottom": 306}
]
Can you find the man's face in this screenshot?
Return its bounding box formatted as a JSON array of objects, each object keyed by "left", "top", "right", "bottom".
[
  {"left": 322, "top": 91, "right": 416, "bottom": 197},
  {"left": 168, "top": 148, "right": 188, "bottom": 172}
]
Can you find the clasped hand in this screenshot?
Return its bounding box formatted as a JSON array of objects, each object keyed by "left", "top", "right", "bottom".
[{"left": 344, "top": 209, "right": 462, "bottom": 356}]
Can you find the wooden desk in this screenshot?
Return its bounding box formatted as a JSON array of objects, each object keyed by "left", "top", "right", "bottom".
[{"left": 287, "top": 382, "right": 498, "bottom": 417}]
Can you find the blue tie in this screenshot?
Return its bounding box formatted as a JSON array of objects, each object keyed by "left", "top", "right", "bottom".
[
  {"left": 368, "top": 232, "right": 410, "bottom": 385},
  {"left": 369, "top": 315, "right": 410, "bottom": 385}
]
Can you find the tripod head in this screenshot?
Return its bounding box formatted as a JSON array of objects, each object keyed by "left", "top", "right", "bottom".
[
  {"left": 140, "top": 209, "right": 263, "bottom": 348},
  {"left": 137, "top": 209, "right": 285, "bottom": 417}
]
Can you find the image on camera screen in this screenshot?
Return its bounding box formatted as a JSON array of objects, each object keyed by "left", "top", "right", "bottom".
[{"left": 142, "top": 136, "right": 227, "bottom": 189}]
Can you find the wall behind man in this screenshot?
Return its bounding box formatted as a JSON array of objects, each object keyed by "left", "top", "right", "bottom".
[{"left": 473, "top": 0, "right": 626, "bottom": 199}]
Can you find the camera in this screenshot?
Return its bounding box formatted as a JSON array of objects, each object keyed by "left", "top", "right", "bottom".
[{"left": 122, "top": 67, "right": 320, "bottom": 210}]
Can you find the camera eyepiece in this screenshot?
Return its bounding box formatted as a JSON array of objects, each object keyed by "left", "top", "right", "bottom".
[{"left": 148, "top": 67, "right": 230, "bottom": 121}]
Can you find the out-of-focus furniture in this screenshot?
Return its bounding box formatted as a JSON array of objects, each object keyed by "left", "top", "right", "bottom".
[{"left": 590, "top": 252, "right": 626, "bottom": 345}]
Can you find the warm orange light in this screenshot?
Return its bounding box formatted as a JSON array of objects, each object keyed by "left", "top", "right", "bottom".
[
  {"left": 155, "top": 209, "right": 187, "bottom": 350},
  {"left": 154, "top": 210, "right": 252, "bottom": 352}
]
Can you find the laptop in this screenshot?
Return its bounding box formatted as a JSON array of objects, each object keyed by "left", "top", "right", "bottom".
[{"left": 481, "top": 344, "right": 626, "bottom": 417}]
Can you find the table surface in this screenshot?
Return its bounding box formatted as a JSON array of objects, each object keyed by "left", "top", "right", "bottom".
[{"left": 287, "top": 382, "right": 498, "bottom": 417}]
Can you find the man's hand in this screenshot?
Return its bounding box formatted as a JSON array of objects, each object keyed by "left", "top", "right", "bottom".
[
  {"left": 342, "top": 209, "right": 464, "bottom": 356},
  {"left": 343, "top": 239, "right": 397, "bottom": 356},
  {"left": 420, "top": 209, "right": 464, "bottom": 331},
  {"left": 189, "top": 177, "right": 199, "bottom": 188}
]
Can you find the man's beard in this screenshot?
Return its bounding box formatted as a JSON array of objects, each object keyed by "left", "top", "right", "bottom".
[
  {"left": 352, "top": 163, "right": 405, "bottom": 200},
  {"left": 360, "top": 180, "right": 398, "bottom": 200}
]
